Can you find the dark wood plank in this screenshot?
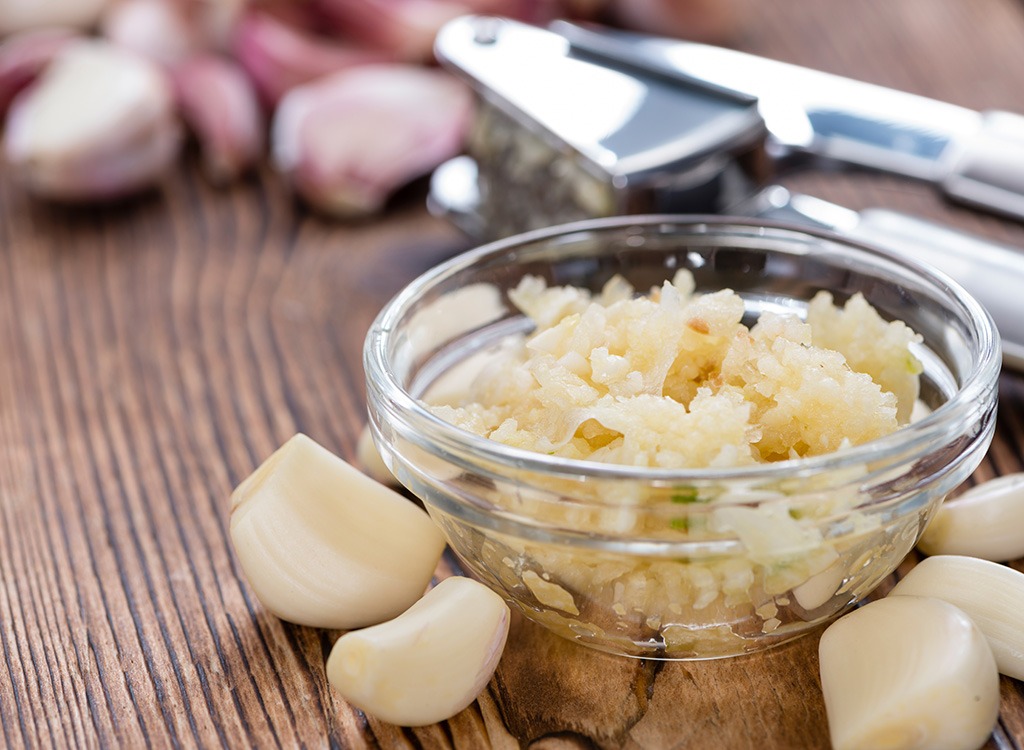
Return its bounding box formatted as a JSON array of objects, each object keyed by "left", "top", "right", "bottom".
[{"left": 1, "top": 0, "right": 1024, "bottom": 747}]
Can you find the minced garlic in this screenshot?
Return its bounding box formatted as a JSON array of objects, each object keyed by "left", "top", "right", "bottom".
[{"left": 431, "top": 271, "right": 922, "bottom": 468}]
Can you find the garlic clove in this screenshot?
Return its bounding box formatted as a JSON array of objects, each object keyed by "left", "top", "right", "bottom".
[
  {"left": 102, "top": 0, "right": 198, "bottom": 68},
  {"left": 0, "top": 27, "right": 77, "bottom": 118},
  {"left": 326, "top": 576, "right": 510, "bottom": 727},
  {"left": 4, "top": 40, "right": 182, "bottom": 201},
  {"left": 918, "top": 473, "right": 1024, "bottom": 561},
  {"left": 315, "top": 0, "right": 471, "bottom": 63},
  {"left": 316, "top": 0, "right": 560, "bottom": 62},
  {"left": 356, "top": 425, "right": 398, "bottom": 487},
  {"left": 102, "top": 0, "right": 246, "bottom": 65},
  {"left": 889, "top": 554, "right": 1024, "bottom": 680},
  {"left": 172, "top": 54, "right": 263, "bottom": 185},
  {"left": 0, "top": 0, "right": 111, "bottom": 36},
  {"left": 231, "top": 12, "right": 394, "bottom": 108},
  {"left": 818, "top": 595, "right": 999, "bottom": 750},
  {"left": 271, "top": 64, "right": 472, "bottom": 217},
  {"left": 229, "top": 433, "right": 446, "bottom": 630},
  {"left": 185, "top": 0, "right": 247, "bottom": 52}
]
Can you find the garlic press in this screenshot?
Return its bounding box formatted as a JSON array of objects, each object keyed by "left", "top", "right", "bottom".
[{"left": 428, "top": 16, "right": 1024, "bottom": 370}]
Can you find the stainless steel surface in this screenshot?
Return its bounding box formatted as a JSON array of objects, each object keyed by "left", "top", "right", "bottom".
[
  {"left": 429, "top": 165, "right": 1024, "bottom": 372},
  {"left": 434, "top": 16, "right": 766, "bottom": 233},
  {"left": 431, "top": 15, "right": 1024, "bottom": 372},
  {"left": 747, "top": 188, "right": 1024, "bottom": 371},
  {"left": 555, "top": 21, "right": 1024, "bottom": 221}
]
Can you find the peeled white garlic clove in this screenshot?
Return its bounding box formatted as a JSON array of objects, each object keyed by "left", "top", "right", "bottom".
[
  {"left": 326, "top": 576, "right": 510, "bottom": 727},
  {"left": 231, "top": 12, "right": 394, "bottom": 107},
  {"left": 889, "top": 554, "right": 1024, "bottom": 680},
  {"left": 356, "top": 425, "right": 398, "bottom": 487},
  {"left": 172, "top": 55, "right": 263, "bottom": 184},
  {"left": 819, "top": 595, "right": 999, "bottom": 750},
  {"left": 0, "top": 0, "right": 110, "bottom": 36},
  {"left": 4, "top": 40, "right": 182, "bottom": 201},
  {"left": 271, "top": 64, "right": 472, "bottom": 217},
  {"left": 0, "top": 27, "right": 77, "bottom": 118},
  {"left": 229, "top": 433, "right": 446, "bottom": 630},
  {"left": 918, "top": 473, "right": 1024, "bottom": 561}
]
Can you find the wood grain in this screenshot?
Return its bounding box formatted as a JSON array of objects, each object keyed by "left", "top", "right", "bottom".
[{"left": 2, "top": 1, "right": 1024, "bottom": 747}]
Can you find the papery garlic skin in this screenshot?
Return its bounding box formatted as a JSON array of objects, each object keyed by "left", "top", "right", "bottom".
[
  {"left": 889, "top": 554, "right": 1024, "bottom": 680},
  {"left": 229, "top": 433, "right": 446, "bottom": 630},
  {"left": 326, "top": 576, "right": 510, "bottom": 727},
  {"left": 173, "top": 55, "right": 263, "bottom": 184},
  {"left": 272, "top": 64, "right": 472, "bottom": 217},
  {"left": 918, "top": 473, "right": 1024, "bottom": 561},
  {"left": 0, "top": 0, "right": 110, "bottom": 36},
  {"left": 4, "top": 40, "right": 181, "bottom": 201},
  {"left": 819, "top": 595, "right": 999, "bottom": 750}
]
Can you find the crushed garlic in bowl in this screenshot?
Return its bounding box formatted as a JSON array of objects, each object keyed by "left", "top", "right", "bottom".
[{"left": 364, "top": 216, "right": 999, "bottom": 659}]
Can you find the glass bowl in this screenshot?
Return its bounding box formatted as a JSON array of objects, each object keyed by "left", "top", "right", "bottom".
[{"left": 363, "top": 216, "right": 1000, "bottom": 660}]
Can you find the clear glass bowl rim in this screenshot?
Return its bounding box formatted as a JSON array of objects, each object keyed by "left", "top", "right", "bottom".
[{"left": 364, "top": 214, "right": 1000, "bottom": 486}]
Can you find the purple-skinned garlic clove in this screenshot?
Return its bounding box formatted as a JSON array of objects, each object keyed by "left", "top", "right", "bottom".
[
  {"left": 102, "top": 0, "right": 199, "bottom": 67},
  {"left": 0, "top": 27, "right": 78, "bottom": 118},
  {"left": 173, "top": 55, "right": 263, "bottom": 185},
  {"left": 316, "top": 0, "right": 558, "bottom": 62},
  {"left": 101, "top": 0, "right": 246, "bottom": 66},
  {"left": 231, "top": 11, "right": 395, "bottom": 108},
  {"left": 4, "top": 40, "right": 182, "bottom": 202},
  {"left": 271, "top": 64, "right": 473, "bottom": 217}
]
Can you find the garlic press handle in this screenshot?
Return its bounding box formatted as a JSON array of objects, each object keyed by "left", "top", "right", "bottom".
[
  {"left": 942, "top": 111, "right": 1024, "bottom": 222},
  {"left": 851, "top": 209, "right": 1024, "bottom": 370}
]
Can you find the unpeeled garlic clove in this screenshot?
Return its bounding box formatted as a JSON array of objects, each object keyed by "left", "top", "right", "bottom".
[
  {"left": 102, "top": 0, "right": 245, "bottom": 65},
  {"left": 4, "top": 40, "right": 182, "bottom": 201},
  {"left": 326, "top": 576, "right": 510, "bottom": 726},
  {"left": 0, "top": 0, "right": 111, "bottom": 36},
  {"left": 918, "top": 473, "right": 1024, "bottom": 561},
  {"left": 818, "top": 595, "right": 999, "bottom": 750},
  {"left": 0, "top": 27, "right": 78, "bottom": 118},
  {"left": 172, "top": 55, "right": 263, "bottom": 184},
  {"left": 889, "top": 554, "right": 1024, "bottom": 680},
  {"left": 231, "top": 12, "right": 394, "bottom": 107},
  {"left": 315, "top": 0, "right": 471, "bottom": 63},
  {"left": 316, "top": 0, "right": 560, "bottom": 62},
  {"left": 271, "top": 64, "right": 472, "bottom": 217},
  {"left": 102, "top": 0, "right": 198, "bottom": 67},
  {"left": 229, "top": 433, "right": 446, "bottom": 630}
]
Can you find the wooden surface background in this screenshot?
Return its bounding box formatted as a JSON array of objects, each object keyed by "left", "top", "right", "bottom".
[{"left": 3, "top": 0, "right": 1024, "bottom": 747}]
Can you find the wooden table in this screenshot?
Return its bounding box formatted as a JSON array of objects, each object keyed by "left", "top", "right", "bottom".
[{"left": 3, "top": 1, "right": 1024, "bottom": 747}]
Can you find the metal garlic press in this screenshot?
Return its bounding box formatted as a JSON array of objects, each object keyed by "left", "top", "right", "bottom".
[{"left": 428, "top": 16, "right": 1024, "bottom": 370}]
